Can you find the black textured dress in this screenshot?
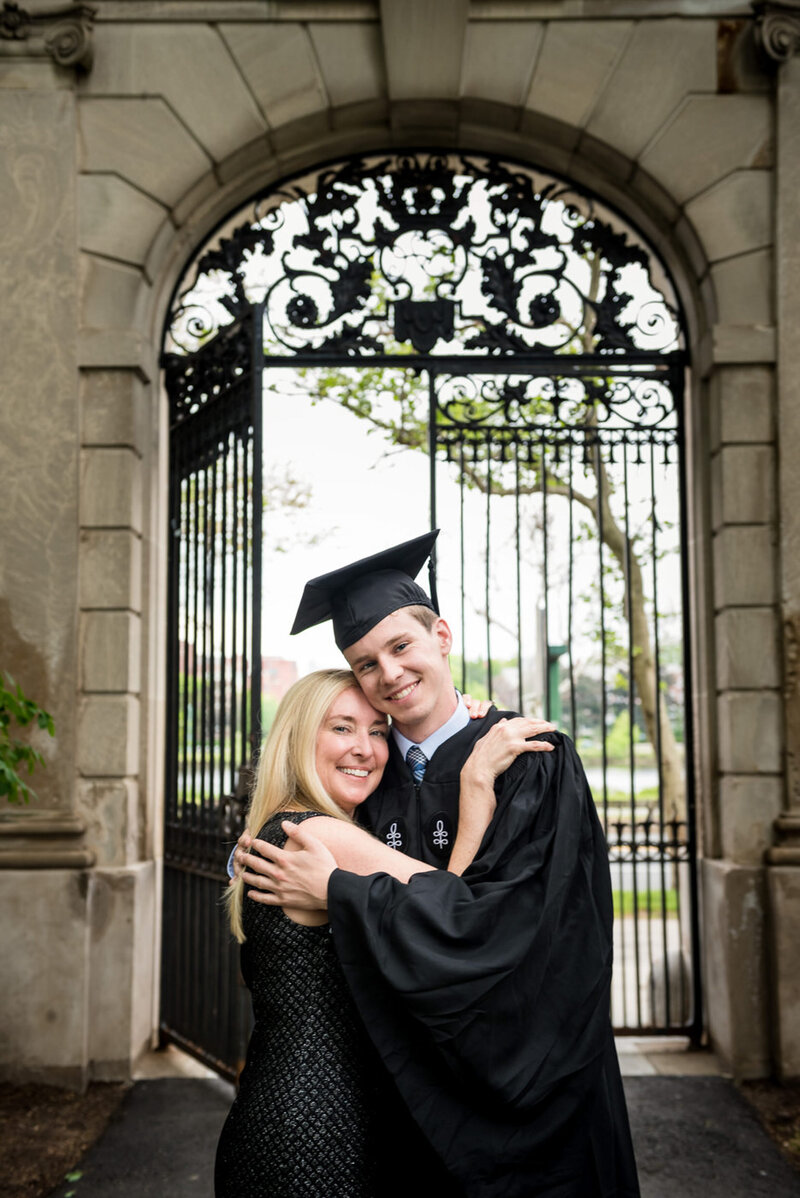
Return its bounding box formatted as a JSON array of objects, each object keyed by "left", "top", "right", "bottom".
[{"left": 214, "top": 811, "right": 384, "bottom": 1198}]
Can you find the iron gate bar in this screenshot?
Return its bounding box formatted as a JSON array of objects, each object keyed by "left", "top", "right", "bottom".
[
  {"left": 427, "top": 371, "right": 439, "bottom": 609},
  {"left": 230, "top": 431, "right": 240, "bottom": 801},
  {"left": 622, "top": 440, "right": 642, "bottom": 1028},
  {"left": 161, "top": 310, "right": 264, "bottom": 1078},
  {"left": 250, "top": 305, "right": 265, "bottom": 768},
  {"left": 514, "top": 441, "right": 523, "bottom": 718},
  {"left": 541, "top": 433, "right": 550, "bottom": 718},
  {"left": 255, "top": 353, "right": 685, "bottom": 373},
  {"left": 567, "top": 439, "right": 577, "bottom": 739},
  {"left": 675, "top": 368, "right": 704, "bottom": 1044},
  {"left": 650, "top": 441, "right": 671, "bottom": 1026},
  {"left": 595, "top": 435, "right": 610, "bottom": 831},
  {"left": 460, "top": 441, "right": 467, "bottom": 694},
  {"left": 485, "top": 431, "right": 493, "bottom": 699}
]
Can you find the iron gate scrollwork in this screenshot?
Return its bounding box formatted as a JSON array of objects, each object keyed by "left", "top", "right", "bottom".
[
  {"left": 166, "top": 152, "right": 681, "bottom": 363},
  {"left": 163, "top": 151, "right": 700, "bottom": 1054},
  {"left": 161, "top": 309, "right": 263, "bottom": 1077}
]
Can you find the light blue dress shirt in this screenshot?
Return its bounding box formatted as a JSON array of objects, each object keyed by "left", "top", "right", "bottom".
[{"left": 392, "top": 690, "right": 470, "bottom": 762}]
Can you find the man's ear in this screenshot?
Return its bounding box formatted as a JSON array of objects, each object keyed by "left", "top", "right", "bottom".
[{"left": 434, "top": 617, "right": 453, "bottom": 655}]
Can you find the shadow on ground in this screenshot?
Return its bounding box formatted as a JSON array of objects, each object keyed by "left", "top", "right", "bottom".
[
  {"left": 626, "top": 1076, "right": 800, "bottom": 1197},
  {"left": 43, "top": 1075, "right": 800, "bottom": 1197}
]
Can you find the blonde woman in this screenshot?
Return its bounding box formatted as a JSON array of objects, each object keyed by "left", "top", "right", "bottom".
[{"left": 215, "top": 668, "right": 541, "bottom": 1198}]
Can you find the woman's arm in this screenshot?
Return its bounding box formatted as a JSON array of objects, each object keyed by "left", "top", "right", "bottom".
[
  {"left": 287, "top": 817, "right": 435, "bottom": 882},
  {"left": 241, "top": 817, "right": 432, "bottom": 914},
  {"left": 242, "top": 717, "right": 555, "bottom": 909},
  {"left": 229, "top": 697, "right": 493, "bottom": 884},
  {"left": 446, "top": 716, "right": 554, "bottom": 874}
]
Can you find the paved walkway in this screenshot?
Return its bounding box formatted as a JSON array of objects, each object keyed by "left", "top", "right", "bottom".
[{"left": 46, "top": 1047, "right": 800, "bottom": 1198}]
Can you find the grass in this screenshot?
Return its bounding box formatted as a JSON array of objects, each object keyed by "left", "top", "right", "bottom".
[
  {"left": 612, "top": 888, "right": 678, "bottom": 917},
  {"left": 602, "top": 786, "right": 660, "bottom": 808}
]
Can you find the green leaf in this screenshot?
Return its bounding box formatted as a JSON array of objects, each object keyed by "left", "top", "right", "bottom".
[{"left": 0, "top": 672, "right": 54, "bottom": 805}]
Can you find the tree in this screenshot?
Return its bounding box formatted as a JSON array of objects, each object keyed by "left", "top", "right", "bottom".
[
  {"left": 0, "top": 673, "right": 54, "bottom": 804},
  {"left": 288, "top": 283, "right": 686, "bottom": 818}
]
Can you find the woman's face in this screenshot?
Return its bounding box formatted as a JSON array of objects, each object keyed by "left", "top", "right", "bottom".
[{"left": 315, "top": 687, "right": 390, "bottom": 815}]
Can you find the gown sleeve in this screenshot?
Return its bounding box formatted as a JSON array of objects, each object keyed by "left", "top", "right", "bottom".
[{"left": 327, "top": 733, "right": 639, "bottom": 1197}]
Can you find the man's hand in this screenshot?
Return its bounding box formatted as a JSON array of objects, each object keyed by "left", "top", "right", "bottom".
[{"left": 242, "top": 820, "right": 337, "bottom": 910}]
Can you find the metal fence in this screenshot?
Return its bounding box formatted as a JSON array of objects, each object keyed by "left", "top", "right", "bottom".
[
  {"left": 430, "top": 362, "right": 701, "bottom": 1036},
  {"left": 161, "top": 311, "right": 263, "bottom": 1078},
  {"left": 160, "top": 153, "right": 702, "bottom": 1076}
]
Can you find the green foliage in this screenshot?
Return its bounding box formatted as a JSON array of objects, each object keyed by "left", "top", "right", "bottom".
[
  {"left": 448, "top": 655, "right": 519, "bottom": 702},
  {"left": 605, "top": 709, "right": 640, "bottom": 761},
  {"left": 260, "top": 695, "right": 280, "bottom": 736},
  {"left": 0, "top": 673, "right": 55, "bottom": 805},
  {"left": 601, "top": 786, "right": 660, "bottom": 808}
]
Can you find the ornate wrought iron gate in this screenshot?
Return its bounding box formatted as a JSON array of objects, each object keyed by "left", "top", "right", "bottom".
[
  {"left": 161, "top": 310, "right": 263, "bottom": 1077},
  {"left": 429, "top": 362, "right": 701, "bottom": 1036},
  {"left": 161, "top": 153, "right": 702, "bottom": 1073}
]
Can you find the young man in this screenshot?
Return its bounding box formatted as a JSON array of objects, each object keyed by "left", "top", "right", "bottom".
[{"left": 235, "top": 532, "right": 640, "bottom": 1197}]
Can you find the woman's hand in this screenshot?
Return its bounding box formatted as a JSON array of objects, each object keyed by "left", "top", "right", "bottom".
[
  {"left": 461, "top": 717, "right": 556, "bottom": 791},
  {"left": 448, "top": 718, "right": 555, "bottom": 875},
  {"left": 462, "top": 693, "right": 494, "bottom": 719}
]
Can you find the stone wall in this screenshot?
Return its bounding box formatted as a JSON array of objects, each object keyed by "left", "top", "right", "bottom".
[{"left": 1, "top": 0, "right": 798, "bottom": 1084}]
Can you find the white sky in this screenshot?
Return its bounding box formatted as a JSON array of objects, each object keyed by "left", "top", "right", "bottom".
[{"left": 259, "top": 371, "right": 683, "bottom": 686}]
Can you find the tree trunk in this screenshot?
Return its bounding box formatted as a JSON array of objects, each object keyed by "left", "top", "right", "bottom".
[
  {"left": 581, "top": 255, "right": 685, "bottom": 822},
  {"left": 593, "top": 464, "right": 686, "bottom": 821}
]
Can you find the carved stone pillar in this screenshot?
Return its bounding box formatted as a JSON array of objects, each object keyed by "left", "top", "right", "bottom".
[
  {"left": 0, "top": 3, "right": 100, "bottom": 1086},
  {"left": 752, "top": 0, "right": 800, "bottom": 1076},
  {"left": 755, "top": 19, "right": 800, "bottom": 851},
  {"left": 0, "top": 2, "right": 95, "bottom": 71}
]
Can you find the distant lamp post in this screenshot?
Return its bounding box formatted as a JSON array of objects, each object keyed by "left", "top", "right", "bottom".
[{"left": 546, "top": 645, "right": 568, "bottom": 724}]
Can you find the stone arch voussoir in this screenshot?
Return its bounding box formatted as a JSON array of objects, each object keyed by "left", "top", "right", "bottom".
[{"left": 140, "top": 102, "right": 714, "bottom": 364}]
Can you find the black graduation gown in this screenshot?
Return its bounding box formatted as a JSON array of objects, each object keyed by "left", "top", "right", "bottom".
[{"left": 330, "top": 713, "right": 640, "bottom": 1197}]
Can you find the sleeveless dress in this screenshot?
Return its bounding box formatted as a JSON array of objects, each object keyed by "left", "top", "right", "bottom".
[{"left": 214, "top": 811, "right": 384, "bottom": 1198}]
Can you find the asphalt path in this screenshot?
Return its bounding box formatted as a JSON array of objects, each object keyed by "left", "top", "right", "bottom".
[{"left": 46, "top": 1074, "right": 800, "bottom": 1197}]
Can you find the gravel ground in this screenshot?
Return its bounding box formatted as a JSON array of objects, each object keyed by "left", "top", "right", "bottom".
[{"left": 0, "top": 1083, "right": 127, "bottom": 1198}]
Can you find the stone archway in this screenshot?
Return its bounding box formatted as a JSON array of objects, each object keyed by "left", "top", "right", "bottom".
[
  {"left": 124, "top": 88, "right": 783, "bottom": 1076},
  {"left": 4, "top": 4, "right": 790, "bottom": 1088},
  {"left": 157, "top": 148, "right": 704, "bottom": 1070}
]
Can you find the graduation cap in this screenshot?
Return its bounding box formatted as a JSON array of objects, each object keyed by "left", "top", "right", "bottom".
[{"left": 291, "top": 531, "right": 440, "bottom": 651}]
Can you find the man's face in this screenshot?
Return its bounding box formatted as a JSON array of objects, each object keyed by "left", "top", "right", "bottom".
[{"left": 343, "top": 609, "right": 456, "bottom": 742}]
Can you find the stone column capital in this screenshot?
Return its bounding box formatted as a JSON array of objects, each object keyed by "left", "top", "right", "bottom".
[
  {"left": 767, "top": 813, "right": 800, "bottom": 863},
  {"left": 0, "top": 811, "right": 95, "bottom": 869},
  {"left": 753, "top": 1, "right": 800, "bottom": 61},
  {"left": 0, "top": 1, "right": 96, "bottom": 71}
]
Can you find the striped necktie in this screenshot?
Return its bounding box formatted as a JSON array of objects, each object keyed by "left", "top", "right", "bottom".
[{"left": 406, "top": 744, "right": 428, "bottom": 787}]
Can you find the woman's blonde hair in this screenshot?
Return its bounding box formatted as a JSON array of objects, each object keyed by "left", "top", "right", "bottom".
[{"left": 225, "top": 668, "right": 361, "bottom": 942}]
